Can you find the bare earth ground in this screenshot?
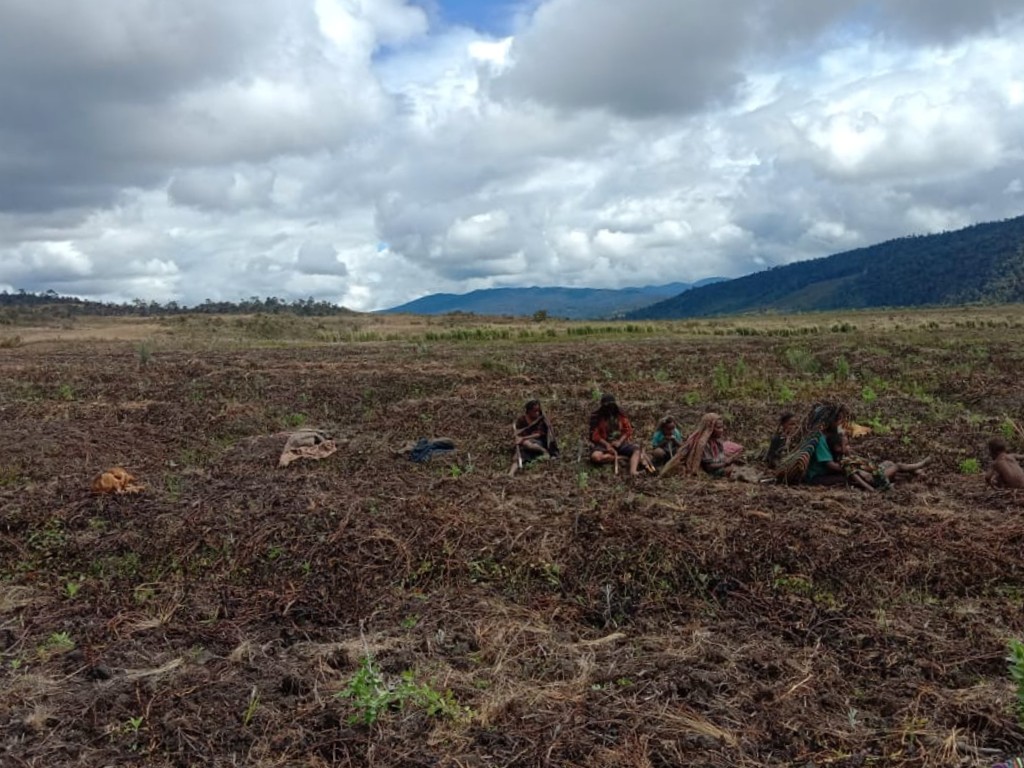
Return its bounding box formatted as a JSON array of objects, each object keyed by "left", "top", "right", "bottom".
[{"left": 1, "top": 312, "right": 1023, "bottom": 767}]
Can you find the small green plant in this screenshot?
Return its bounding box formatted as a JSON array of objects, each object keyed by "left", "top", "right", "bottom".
[
  {"left": 57, "top": 383, "right": 75, "bottom": 401},
  {"left": 64, "top": 580, "right": 81, "bottom": 599},
  {"left": 401, "top": 615, "right": 420, "bottom": 630},
  {"left": 125, "top": 716, "right": 144, "bottom": 734},
  {"left": 0, "top": 464, "right": 22, "bottom": 487},
  {"left": 282, "top": 412, "right": 308, "bottom": 428},
  {"left": 861, "top": 386, "right": 877, "bottom": 403},
  {"left": 784, "top": 347, "right": 820, "bottom": 374},
  {"left": 164, "top": 474, "right": 184, "bottom": 500},
  {"left": 777, "top": 383, "right": 795, "bottom": 404},
  {"left": 864, "top": 416, "right": 890, "bottom": 435},
  {"left": 1000, "top": 418, "right": 1017, "bottom": 440},
  {"left": 136, "top": 340, "right": 153, "bottom": 366},
  {"left": 339, "top": 655, "right": 392, "bottom": 725},
  {"left": 242, "top": 686, "right": 261, "bottom": 727},
  {"left": 1008, "top": 639, "right": 1024, "bottom": 725},
  {"left": 959, "top": 457, "right": 981, "bottom": 475},
  {"left": 338, "top": 655, "right": 468, "bottom": 725},
  {"left": 39, "top": 631, "right": 75, "bottom": 659},
  {"left": 577, "top": 470, "right": 589, "bottom": 489},
  {"left": 683, "top": 391, "right": 700, "bottom": 406},
  {"left": 712, "top": 363, "right": 731, "bottom": 397},
  {"left": 835, "top": 356, "right": 850, "bottom": 381}
]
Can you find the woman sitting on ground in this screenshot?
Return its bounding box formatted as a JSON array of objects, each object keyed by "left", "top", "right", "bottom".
[
  {"left": 589, "top": 393, "right": 643, "bottom": 476},
  {"left": 774, "top": 401, "right": 851, "bottom": 485},
  {"left": 662, "top": 412, "right": 744, "bottom": 477}
]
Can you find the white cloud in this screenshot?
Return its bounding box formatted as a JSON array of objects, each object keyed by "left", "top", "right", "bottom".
[{"left": 1, "top": 0, "right": 1023, "bottom": 310}]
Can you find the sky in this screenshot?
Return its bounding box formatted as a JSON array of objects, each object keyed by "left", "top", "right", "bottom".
[{"left": 1, "top": 1, "right": 1023, "bottom": 311}]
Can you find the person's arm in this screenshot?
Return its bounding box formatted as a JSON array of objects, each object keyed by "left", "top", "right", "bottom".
[
  {"left": 651, "top": 430, "right": 664, "bottom": 448},
  {"left": 516, "top": 415, "right": 543, "bottom": 440},
  {"left": 985, "top": 464, "right": 1001, "bottom": 487},
  {"left": 617, "top": 416, "right": 634, "bottom": 445},
  {"left": 815, "top": 435, "right": 843, "bottom": 474},
  {"left": 849, "top": 471, "right": 876, "bottom": 492},
  {"left": 591, "top": 420, "right": 611, "bottom": 449},
  {"left": 701, "top": 441, "right": 732, "bottom": 472}
]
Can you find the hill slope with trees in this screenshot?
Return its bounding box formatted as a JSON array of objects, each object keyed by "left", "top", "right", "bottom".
[
  {"left": 381, "top": 281, "right": 722, "bottom": 319},
  {"left": 628, "top": 215, "right": 1024, "bottom": 319}
]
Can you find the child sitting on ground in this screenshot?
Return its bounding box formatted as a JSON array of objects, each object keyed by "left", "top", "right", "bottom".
[{"left": 985, "top": 437, "right": 1024, "bottom": 489}]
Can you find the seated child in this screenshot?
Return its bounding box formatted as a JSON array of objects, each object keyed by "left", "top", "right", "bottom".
[
  {"left": 650, "top": 415, "right": 683, "bottom": 465},
  {"left": 510, "top": 399, "right": 559, "bottom": 476},
  {"left": 589, "top": 394, "right": 644, "bottom": 476},
  {"left": 985, "top": 437, "right": 1024, "bottom": 489}
]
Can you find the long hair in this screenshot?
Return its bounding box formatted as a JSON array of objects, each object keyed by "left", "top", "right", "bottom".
[
  {"left": 590, "top": 396, "right": 620, "bottom": 433},
  {"left": 774, "top": 401, "right": 851, "bottom": 483},
  {"left": 661, "top": 412, "right": 719, "bottom": 477}
]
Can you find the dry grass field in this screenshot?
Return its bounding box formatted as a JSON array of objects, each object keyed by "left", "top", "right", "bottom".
[{"left": 2, "top": 306, "right": 1024, "bottom": 767}]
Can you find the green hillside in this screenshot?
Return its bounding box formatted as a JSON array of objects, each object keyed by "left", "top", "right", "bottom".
[{"left": 628, "top": 214, "right": 1024, "bottom": 318}]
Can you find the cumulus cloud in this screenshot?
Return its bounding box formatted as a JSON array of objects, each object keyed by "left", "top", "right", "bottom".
[
  {"left": 296, "top": 241, "right": 349, "bottom": 276},
  {"left": 1, "top": 0, "right": 1023, "bottom": 310}
]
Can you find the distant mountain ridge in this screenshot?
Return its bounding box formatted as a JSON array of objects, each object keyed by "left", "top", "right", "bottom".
[
  {"left": 627, "top": 215, "right": 1024, "bottom": 319},
  {"left": 382, "top": 280, "right": 723, "bottom": 319}
]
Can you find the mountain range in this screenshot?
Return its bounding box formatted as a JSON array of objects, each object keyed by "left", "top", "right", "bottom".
[
  {"left": 627, "top": 214, "right": 1024, "bottom": 319},
  {"left": 385, "top": 215, "right": 1024, "bottom": 320},
  {"left": 381, "top": 280, "right": 722, "bottom": 319}
]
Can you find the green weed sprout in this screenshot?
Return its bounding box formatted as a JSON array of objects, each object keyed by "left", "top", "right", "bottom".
[
  {"left": 338, "top": 655, "right": 468, "bottom": 725},
  {"left": 958, "top": 458, "right": 981, "bottom": 475},
  {"left": 242, "top": 686, "right": 261, "bottom": 727},
  {"left": 1008, "top": 639, "right": 1024, "bottom": 725}
]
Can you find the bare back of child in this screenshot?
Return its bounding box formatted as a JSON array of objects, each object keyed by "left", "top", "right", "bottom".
[{"left": 986, "top": 437, "right": 1024, "bottom": 489}]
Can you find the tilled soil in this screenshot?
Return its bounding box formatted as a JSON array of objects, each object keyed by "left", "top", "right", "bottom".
[{"left": 1, "top": 331, "right": 1023, "bottom": 767}]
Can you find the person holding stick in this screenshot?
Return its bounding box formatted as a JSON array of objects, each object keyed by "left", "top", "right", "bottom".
[
  {"left": 589, "top": 393, "right": 643, "bottom": 477},
  {"left": 509, "top": 399, "right": 559, "bottom": 476},
  {"left": 650, "top": 415, "right": 684, "bottom": 467}
]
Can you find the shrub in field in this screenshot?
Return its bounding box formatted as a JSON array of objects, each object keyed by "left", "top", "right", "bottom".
[
  {"left": 338, "top": 655, "right": 468, "bottom": 725},
  {"left": 137, "top": 340, "right": 153, "bottom": 366},
  {"left": 959, "top": 458, "right": 981, "bottom": 475},
  {"left": 835, "top": 356, "right": 850, "bottom": 381},
  {"left": 1000, "top": 418, "right": 1017, "bottom": 440},
  {"left": 712, "top": 363, "right": 731, "bottom": 398},
  {"left": 784, "top": 347, "right": 820, "bottom": 374}
]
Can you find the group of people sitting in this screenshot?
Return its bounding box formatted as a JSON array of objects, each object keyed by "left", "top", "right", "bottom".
[
  {"left": 510, "top": 395, "right": 967, "bottom": 491},
  {"left": 763, "top": 403, "right": 931, "bottom": 490}
]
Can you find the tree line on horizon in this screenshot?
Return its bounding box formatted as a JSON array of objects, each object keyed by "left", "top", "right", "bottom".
[{"left": 0, "top": 290, "right": 355, "bottom": 323}]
